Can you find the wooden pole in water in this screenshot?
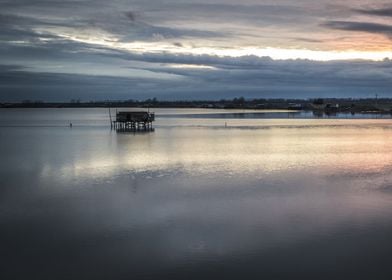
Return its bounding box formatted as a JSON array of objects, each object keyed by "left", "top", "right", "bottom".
[{"left": 109, "top": 107, "right": 112, "bottom": 129}]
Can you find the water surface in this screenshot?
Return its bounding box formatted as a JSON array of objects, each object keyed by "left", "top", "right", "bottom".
[{"left": 1, "top": 108, "right": 392, "bottom": 280}]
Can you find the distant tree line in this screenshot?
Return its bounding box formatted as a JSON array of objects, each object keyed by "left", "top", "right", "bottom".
[{"left": 1, "top": 97, "right": 391, "bottom": 113}]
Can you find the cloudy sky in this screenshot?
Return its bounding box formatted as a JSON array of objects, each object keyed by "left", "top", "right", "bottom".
[{"left": 0, "top": 0, "right": 391, "bottom": 101}]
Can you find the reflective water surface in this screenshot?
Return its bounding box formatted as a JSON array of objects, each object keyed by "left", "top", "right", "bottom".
[{"left": 1, "top": 108, "right": 392, "bottom": 280}]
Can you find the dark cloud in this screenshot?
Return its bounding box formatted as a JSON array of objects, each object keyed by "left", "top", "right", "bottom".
[
  {"left": 118, "top": 22, "right": 227, "bottom": 41},
  {"left": 173, "top": 42, "right": 183, "bottom": 47},
  {"left": 291, "top": 37, "right": 325, "bottom": 43},
  {"left": 322, "top": 20, "right": 392, "bottom": 38},
  {"left": 0, "top": 3, "right": 227, "bottom": 45},
  {"left": 0, "top": 64, "right": 25, "bottom": 72},
  {"left": 1, "top": 55, "right": 391, "bottom": 101},
  {"left": 0, "top": 66, "right": 179, "bottom": 101},
  {"left": 125, "top": 11, "right": 136, "bottom": 22},
  {"left": 0, "top": 12, "right": 230, "bottom": 45},
  {"left": 354, "top": 7, "right": 392, "bottom": 17},
  {"left": 136, "top": 2, "right": 314, "bottom": 26}
]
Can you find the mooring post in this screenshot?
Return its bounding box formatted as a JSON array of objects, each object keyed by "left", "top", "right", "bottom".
[{"left": 109, "top": 107, "right": 113, "bottom": 129}]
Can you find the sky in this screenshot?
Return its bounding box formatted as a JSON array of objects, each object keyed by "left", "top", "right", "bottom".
[{"left": 0, "top": 0, "right": 391, "bottom": 101}]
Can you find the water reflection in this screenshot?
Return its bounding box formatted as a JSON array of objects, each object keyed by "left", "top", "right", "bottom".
[
  {"left": 38, "top": 123, "right": 391, "bottom": 182},
  {"left": 1, "top": 110, "right": 392, "bottom": 279}
]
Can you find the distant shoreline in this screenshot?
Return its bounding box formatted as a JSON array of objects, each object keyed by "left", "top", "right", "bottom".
[{"left": 1, "top": 98, "right": 391, "bottom": 114}]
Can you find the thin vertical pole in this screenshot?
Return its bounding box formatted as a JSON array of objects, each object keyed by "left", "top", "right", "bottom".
[{"left": 109, "top": 107, "right": 112, "bottom": 129}]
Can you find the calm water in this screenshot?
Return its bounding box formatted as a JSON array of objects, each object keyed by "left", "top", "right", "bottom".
[{"left": 1, "top": 108, "right": 392, "bottom": 280}]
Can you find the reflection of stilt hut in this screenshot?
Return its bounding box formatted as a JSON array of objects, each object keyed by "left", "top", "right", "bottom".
[{"left": 111, "top": 111, "right": 155, "bottom": 131}]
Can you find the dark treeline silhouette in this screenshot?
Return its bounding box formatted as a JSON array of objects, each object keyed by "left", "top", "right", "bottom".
[{"left": 1, "top": 97, "right": 392, "bottom": 113}]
